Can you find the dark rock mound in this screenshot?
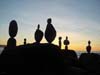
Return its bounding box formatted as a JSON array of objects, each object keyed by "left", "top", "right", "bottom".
[
  {"left": 79, "top": 53, "right": 100, "bottom": 73},
  {"left": 61, "top": 49, "right": 78, "bottom": 67},
  {"left": 0, "top": 43, "right": 64, "bottom": 74}
]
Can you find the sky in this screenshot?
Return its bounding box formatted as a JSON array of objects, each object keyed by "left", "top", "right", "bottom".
[{"left": 0, "top": 0, "right": 100, "bottom": 51}]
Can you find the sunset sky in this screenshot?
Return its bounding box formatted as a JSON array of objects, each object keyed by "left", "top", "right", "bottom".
[{"left": 0, "top": 0, "right": 100, "bottom": 51}]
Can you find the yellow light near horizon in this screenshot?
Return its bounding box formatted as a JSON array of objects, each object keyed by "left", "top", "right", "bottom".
[
  {"left": 0, "top": 38, "right": 7, "bottom": 45},
  {"left": 1, "top": 31, "right": 100, "bottom": 51},
  {"left": 52, "top": 32, "right": 100, "bottom": 51},
  {"left": 0, "top": 41, "right": 5, "bottom": 45}
]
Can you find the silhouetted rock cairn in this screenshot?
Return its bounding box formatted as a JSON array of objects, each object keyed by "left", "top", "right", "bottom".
[
  {"left": 7, "top": 20, "right": 18, "bottom": 48},
  {"left": 34, "top": 24, "right": 43, "bottom": 43},
  {"left": 63, "top": 36, "right": 70, "bottom": 50},
  {"left": 24, "top": 38, "right": 27, "bottom": 45},
  {"left": 86, "top": 40, "right": 91, "bottom": 53},
  {"left": 45, "top": 18, "right": 56, "bottom": 44},
  {"left": 58, "top": 36, "right": 62, "bottom": 49}
]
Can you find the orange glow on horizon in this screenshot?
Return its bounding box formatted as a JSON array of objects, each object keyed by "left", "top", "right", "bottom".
[{"left": 0, "top": 32, "right": 100, "bottom": 51}]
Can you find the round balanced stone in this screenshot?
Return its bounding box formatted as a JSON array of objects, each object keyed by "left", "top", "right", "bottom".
[{"left": 9, "top": 20, "right": 18, "bottom": 38}]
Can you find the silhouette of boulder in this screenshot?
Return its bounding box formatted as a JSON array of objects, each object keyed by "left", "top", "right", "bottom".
[
  {"left": 6, "top": 20, "right": 18, "bottom": 49},
  {"left": 45, "top": 18, "right": 56, "bottom": 43},
  {"left": 63, "top": 36, "right": 70, "bottom": 50},
  {"left": 86, "top": 40, "right": 91, "bottom": 53},
  {"left": 79, "top": 53, "right": 100, "bottom": 73},
  {"left": 9, "top": 20, "right": 18, "bottom": 38},
  {"left": 61, "top": 49, "right": 78, "bottom": 67},
  {"left": 35, "top": 24, "right": 43, "bottom": 43},
  {"left": 0, "top": 43, "right": 65, "bottom": 74},
  {"left": 58, "top": 37, "right": 62, "bottom": 49},
  {"left": 7, "top": 38, "right": 16, "bottom": 48},
  {"left": 64, "top": 36, "right": 70, "bottom": 45},
  {"left": 24, "top": 38, "right": 27, "bottom": 45}
]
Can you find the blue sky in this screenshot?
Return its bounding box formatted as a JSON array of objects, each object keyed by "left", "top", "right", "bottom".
[{"left": 0, "top": 0, "right": 100, "bottom": 50}]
